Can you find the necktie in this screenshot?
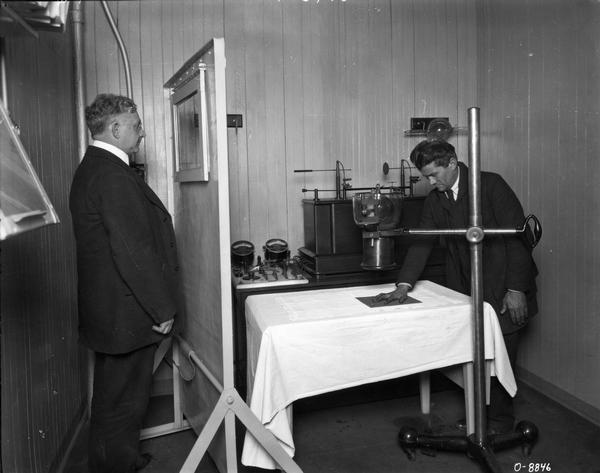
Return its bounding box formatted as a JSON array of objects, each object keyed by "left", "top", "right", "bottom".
[{"left": 445, "top": 190, "right": 455, "bottom": 202}]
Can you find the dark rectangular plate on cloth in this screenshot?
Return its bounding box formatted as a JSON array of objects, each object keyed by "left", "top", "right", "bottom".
[{"left": 356, "top": 295, "right": 421, "bottom": 308}]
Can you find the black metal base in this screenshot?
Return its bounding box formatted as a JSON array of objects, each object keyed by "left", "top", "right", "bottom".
[{"left": 398, "top": 421, "right": 538, "bottom": 473}]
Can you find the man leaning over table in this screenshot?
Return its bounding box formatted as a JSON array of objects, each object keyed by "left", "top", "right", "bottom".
[{"left": 375, "top": 139, "right": 538, "bottom": 435}]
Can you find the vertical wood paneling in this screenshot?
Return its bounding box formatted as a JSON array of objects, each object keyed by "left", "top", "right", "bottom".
[
  {"left": 84, "top": 0, "right": 476, "bottom": 255},
  {"left": 346, "top": 1, "right": 394, "bottom": 186},
  {"left": 387, "top": 1, "right": 415, "bottom": 188},
  {"left": 84, "top": 0, "right": 226, "bottom": 211},
  {"left": 144, "top": 1, "right": 169, "bottom": 196},
  {"left": 138, "top": 0, "right": 162, "bottom": 194},
  {"left": 224, "top": 1, "right": 250, "bottom": 240},
  {"left": 477, "top": 0, "right": 600, "bottom": 418},
  {"left": 264, "top": 5, "right": 288, "bottom": 240},
  {"left": 338, "top": 3, "right": 361, "bottom": 183},
  {"left": 83, "top": 2, "right": 600, "bottom": 424},
  {"left": 244, "top": 3, "right": 270, "bottom": 246},
  {"left": 553, "top": 4, "right": 579, "bottom": 395},
  {"left": 320, "top": 2, "right": 340, "bottom": 177},
  {"left": 1, "top": 29, "right": 82, "bottom": 473},
  {"left": 455, "top": 0, "right": 477, "bottom": 156},
  {"left": 413, "top": 0, "right": 456, "bottom": 118},
  {"left": 282, "top": 1, "right": 308, "bottom": 248},
  {"left": 2, "top": 6, "right": 598, "bottom": 472}
]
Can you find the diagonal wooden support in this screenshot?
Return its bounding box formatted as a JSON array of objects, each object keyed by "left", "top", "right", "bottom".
[
  {"left": 153, "top": 337, "right": 173, "bottom": 374},
  {"left": 141, "top": 336, "right": 190, "bottom": 441},
  {"left": 179, "top": 388, "right": 302, "bottom": 473}
]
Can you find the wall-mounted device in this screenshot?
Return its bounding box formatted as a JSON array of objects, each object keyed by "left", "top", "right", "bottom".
[
  {"left": 404, "top": 116, "right": 467, "bottom": 141},
  {"left": 227, "top": 114, "right": 243, "bottom": 128}
]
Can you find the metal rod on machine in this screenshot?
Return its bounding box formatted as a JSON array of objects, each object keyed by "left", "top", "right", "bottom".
[
  {"left": 468, "top": 106, "right": 487, "bottom": 446},
  {"left": 335, "top": 160, "right": 341, "bottom": 199},
  {"left": 392, "top": 227, "right": 525, "bottom": 236}
]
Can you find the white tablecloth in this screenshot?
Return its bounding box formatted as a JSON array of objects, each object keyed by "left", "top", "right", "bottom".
[{"left": 241, "top": 280, "right": 516, "bottom": 469}]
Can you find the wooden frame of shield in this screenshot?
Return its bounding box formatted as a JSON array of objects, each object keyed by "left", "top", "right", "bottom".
[{"left": 160, "top": 38, "right": 303, "bottom": 473}]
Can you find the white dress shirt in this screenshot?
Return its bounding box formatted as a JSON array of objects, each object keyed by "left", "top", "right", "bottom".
[
  {"left": 448, "top": 165, "right": 460, "bottom": 201},
  {"left": 91, "top": 139, "right": 130, "bottom": 165}
]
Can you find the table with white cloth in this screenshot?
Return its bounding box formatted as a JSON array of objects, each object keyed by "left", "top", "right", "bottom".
[{"left": 241, "top": 280, "right": 516, "bottom": 470}]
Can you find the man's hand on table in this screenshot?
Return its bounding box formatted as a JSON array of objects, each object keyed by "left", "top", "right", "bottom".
[
  {"left": 501, "top": 290, "right": 528, "bottom": 326},
  {"left": 374, "top": 284, "right": 410, "bottom": 305}
]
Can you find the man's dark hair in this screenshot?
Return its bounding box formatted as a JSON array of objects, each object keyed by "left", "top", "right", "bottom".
[
  {"left": 85, "top": 94, "right": 137, "bottom": 136},
  {"left": 409, "top": 140, "right": 457, "bottom": 170}
]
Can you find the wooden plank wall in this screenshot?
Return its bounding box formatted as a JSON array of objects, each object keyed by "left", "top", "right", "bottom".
[
  {"left": 82, "top": 0, "right": 225, "bottom": 209},
  {"left": 476, "top": 0, "right": 600, "bottom": 422},
  {"left": 1, "top": 30, "right": 84, "bottom": 473},
  {"left": 81, "top": 0, "right": 600, "bottom": 430},
  {"left": 83, "top": 0, "right": 476, "bottom": 254},
  {"left": 226, "top": 0, "right": 477, "bottom": 252},
  {"left": 0, "top": 5, "right": 592, "bottom": 473}
]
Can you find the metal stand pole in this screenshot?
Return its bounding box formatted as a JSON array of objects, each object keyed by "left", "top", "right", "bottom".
[
  {"left": 468, "top": 107, "right": 487, "bottom": 447},
  {"left": 397, "top": 107, "right": 539, "bottom": 473}
]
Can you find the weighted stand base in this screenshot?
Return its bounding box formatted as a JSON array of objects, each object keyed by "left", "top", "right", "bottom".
[{"left": 399, "top": 421, "right": 538, "bottom": 473}]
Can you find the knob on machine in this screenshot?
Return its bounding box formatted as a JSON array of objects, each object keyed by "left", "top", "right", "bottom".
[
  {"left": 263, "top": 238, "right": 290, "bottom": 263},
  {"left": 231, "top": 240, "right": 255, "bottom": 277},
  {"left": 232, "top": 238, "right": 307, "bottom": 287}
]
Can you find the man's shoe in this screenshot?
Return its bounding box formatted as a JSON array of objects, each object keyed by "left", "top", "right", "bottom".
[{"left": 135, "top": 453, "right": 153, "bottom": 471}]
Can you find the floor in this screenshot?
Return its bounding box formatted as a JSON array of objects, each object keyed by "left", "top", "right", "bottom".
[{"left": 64, "top": 374, "right": 600, "bottom": 473}]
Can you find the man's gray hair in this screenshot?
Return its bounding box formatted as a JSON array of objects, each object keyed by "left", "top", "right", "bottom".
[{"left": 85, "top": 93, "right": 137, "bottom": 136}]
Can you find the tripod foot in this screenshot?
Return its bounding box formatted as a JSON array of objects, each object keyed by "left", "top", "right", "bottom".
[
  {"left": 516, "top": 420, "right": 538, "bottom": 456},
  {"left": 466, "top": 436, "right": 504, "bottom": 473},
  {"left": 487, "top": 420, "right": 539, "bottom": 457},
  {"left": 399, "top": 426, "right": 469, "bottom": 461},
  {"left": 398, "top": 427, "right": 418, "bottom": 460},
  {"left": 398, "top": 420, "right": 539, "bottom": 472}
]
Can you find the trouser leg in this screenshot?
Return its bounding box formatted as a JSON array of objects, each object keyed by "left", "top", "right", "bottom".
[
  {"left": 488, "top": 329, "right": 521, "bottom": 429},
  {"left": 88, "top": 344, "right": 156, "bottom": 473}
]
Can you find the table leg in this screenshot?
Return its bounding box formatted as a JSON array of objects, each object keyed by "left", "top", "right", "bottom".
[
  {"left": 419, "top": 372, "right": 431, "bottom": 415},
  {"left": 463, "top": 362, "right": 475, "bottom": 435},
  {"left": 485, "top": 361, "right": 491, "bottom": 405}
]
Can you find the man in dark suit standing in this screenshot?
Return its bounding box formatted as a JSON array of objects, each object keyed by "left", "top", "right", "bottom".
[
  {"left": 70, "top": 94, "right": 179, "bottom": 472},
  {"left": 376, "top": 139, "right": 538, "bottom": 434}
]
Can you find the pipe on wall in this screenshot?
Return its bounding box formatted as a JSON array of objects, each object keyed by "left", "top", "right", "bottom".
[
  {"left": 100, "top": 0, "right": 133, "bottom": 98},
  {"left": 71, "top": 1, "right": 94, "bottom": 419},
  {"left": 0, "top": 38, "right": 7, "bottom": 105},
  {"left": 72, "top": 0, "right": 87, "bottom": 160}
]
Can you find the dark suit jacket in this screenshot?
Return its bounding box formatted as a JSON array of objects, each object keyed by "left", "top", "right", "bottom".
[
  {"left": 396, "top": 162, "right": 538, "bottom": 334},
  {"left": 69, "top": 146, "right": 179, "bottom": 354}
]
